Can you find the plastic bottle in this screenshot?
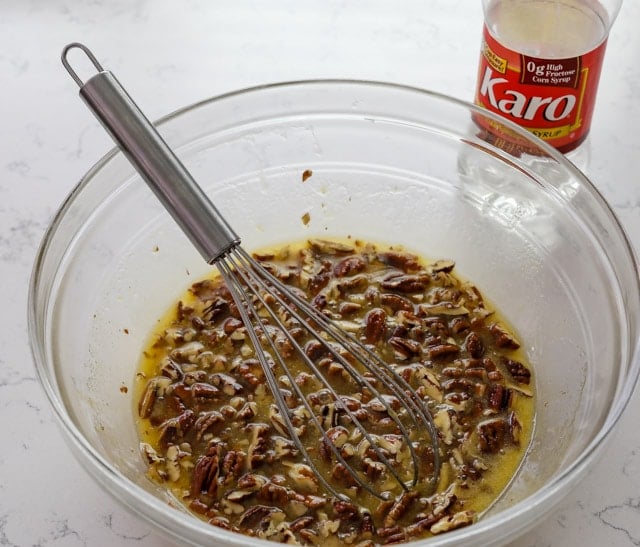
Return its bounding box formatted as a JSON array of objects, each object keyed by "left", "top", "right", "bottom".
[{"left": 474, "top": 0, "right": 622, "bottom": 166}]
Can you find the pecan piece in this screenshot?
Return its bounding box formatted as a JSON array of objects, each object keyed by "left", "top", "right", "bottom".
[
  {"left": 389, "top": 336, "right": 422, "bottom": 359},
  {"left": 489, "top": 323, "right": 521, "bottom": 349},
  {"left": 320, "top": 426, "right": 350, "bottom": 461},
  {"left": 338, "top": 301, "right": 362, "bottom": 315},
  {"left": 222, "top": 317, "right": 243, "bottom": 335},
  {"left": 332, "top": 462, "right": 360, "bottom": 487},
  {"left": 194, "top": 410, "right": 224, "bottom": 441},
  {"left": 202, "top": 296, "right": 230, "bottom": 322},
  {"left": 384, "top": 491, "right": 419, "bottom": 527},
  {"left": 430, "top": 510, "right": 475, "bottom": 534},
  {"left": 362, "top": 457, "right": 386, "bottom": 480},
  {"left": 430, "top": 259, "right": 455, "bottom": 273},
  {"left": 309, "top": 270, "right": 332, "bottom": 295},
  {"left": 477, "top": 418, "right": 509, "bottom": 453},
  {"left": 287, "top": 463, "right": 319, "bottom": 493},
  {"left": 508, "top": 411, "right": 522, "bottom": 445},
  {"left": 380, "top": 293, "right": 414, "bottom": 313},
  {"left": 138, "top": 378, "right": 160, "bottom": 418},
  {"left": 465, "top": 332, "right": 485, "bottom": 358},
  {"left": 290, "top": 516, "right": 315, "bottom": 532},
  {"left": 305, "top": 340, "right": 328, "bottom": 361},
  {"left": 238, "top": 505, "right": 285, "bottom": 531},
  {"left": 486, "top": 384, "right": 512, "bottom": 412},
  {"left": 449, "top": 316, "right": 471, "bottom": 334},
  {"left": 191, "top": 382, "right": 221, "bottom": 400},
  {"left": 364, "top": 308, "right": 387, "bottom": 344},
  {"left": 191, "top": 443, "right": 222, "bottom": 497},
  {"left": 334, "top": 256, "right": 367, "bottom": 277},
  {"left": 158, "top": 409, "right": 195, "bottom": 446},
  {"left": 427, "top": 343, "right": 460, "bottom": 359},
  {"left": 377, "top": 251, "right": 420, "bottom": 272},
  {"left": 256, "top": 481, "right": 289, "bottom": 506},
  {"left": 237, "top": 472, "right": 269, "bottom": 491},
  {"left": 220, "top": 450, "right": 246, "bottom": 485},
  {"left": 381, "top": 273, "right": 429, "bottom": 293},
  {"left": 246, "top": 423, "right": 270, "bottom": 468},
  {"left": 502, "top": 357, "right": 532, "bottom": 384},
  {"left": 334, "top": 499, "right": 359, "bottom": 520}
]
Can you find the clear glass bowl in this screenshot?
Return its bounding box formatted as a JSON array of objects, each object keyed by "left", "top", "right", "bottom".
[{"left": 29, "top": 81, "right": 640, "bottom": 546}]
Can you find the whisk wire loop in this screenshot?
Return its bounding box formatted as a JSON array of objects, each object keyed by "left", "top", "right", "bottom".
[
  {"left": 223, "top": 249, "right": 415, "bottom": 499},
  {"left": 216, "top": 246, "right": 441, "bottom": 499},
  {"left": 232, "top": 247, "right": 442, "bottom": 485}
]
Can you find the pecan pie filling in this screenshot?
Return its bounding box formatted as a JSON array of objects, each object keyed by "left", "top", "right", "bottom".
[{"left": 135, "top": 239, "right": 534, "bottom": 545}]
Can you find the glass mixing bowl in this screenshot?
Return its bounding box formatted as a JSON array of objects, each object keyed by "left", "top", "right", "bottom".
[{"left": 29, "top": 81, "right": 640, "bottom": 546}]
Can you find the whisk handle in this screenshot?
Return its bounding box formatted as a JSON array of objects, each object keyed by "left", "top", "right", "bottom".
[{"left": 61, "top": 43, "right": 240, "bottom": 264}]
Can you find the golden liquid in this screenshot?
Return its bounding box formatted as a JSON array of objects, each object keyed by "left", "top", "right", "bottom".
[{"left": 134, "top": 239, "right": 536, "bottom": 538}]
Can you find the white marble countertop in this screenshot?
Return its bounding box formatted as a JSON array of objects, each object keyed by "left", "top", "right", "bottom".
[{"left": 2, "top": 1, "right": 639, "bottom": 545}]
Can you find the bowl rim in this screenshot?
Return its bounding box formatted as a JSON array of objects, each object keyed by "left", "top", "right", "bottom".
[{"left": 28, "top": 78, "right": 640, "bottom": 545}]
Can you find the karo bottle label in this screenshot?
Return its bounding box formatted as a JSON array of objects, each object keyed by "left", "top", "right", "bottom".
[{"left": 474, "top": 23, "right": 608, "bottom": 153}]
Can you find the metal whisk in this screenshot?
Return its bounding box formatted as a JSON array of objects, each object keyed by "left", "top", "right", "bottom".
[{"left": 62, "top": 43, "right": 441, "bottom": 502}]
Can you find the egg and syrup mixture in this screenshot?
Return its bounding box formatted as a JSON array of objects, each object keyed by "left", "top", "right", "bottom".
[{"left": 135, "top": 238, "right": 534, "bottom": 545}]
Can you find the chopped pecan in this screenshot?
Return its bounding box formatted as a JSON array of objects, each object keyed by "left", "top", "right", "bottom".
[
  {"left": 508, "top": 411, "right": 522, "bottom": 445},
  {"left": 191, "top": 443, "right": 222, "bottom": 497},
  {"left": 332, "top": 462, "right": 360, "bottom": 487},
  {"left": 246, "top": 423, "right": 270, "bottom": 468},
  {"left": 430, "top": 259, "right": 455, "bottom": 273},
  {"left": 336, "top": 274, "right": 369, "bottom": 293},
  {"left": 380, "top": 273, "right": 430, "bottom": 293},
  {"left": 464, "top": 332, "right": 484, "bottom": 358},
  {"left": 502, "top": 357, "right": 531, "bottom": 384},
  {"left": 338, "top": 301, "right": 362, "bottom": 315},
  {"left": 362, "top": 457, "right": 386, "bottom": 480},
  {"left": 191, "top": 382, "right": 221, "bottom": 400},
  {"left": 304, "top": 340, "right": 328, "bottom": 361},
  {"left": 220, "top": 451, "right": 246, "bottom": 485},
  {"left": 236, "top": 472, "right": 269, "bottom": 491},
  {"left": 309, "top": 271, "right": 332, "bottom": 295},
  {"left": 430, "top": 510, "right": 475, "bottom": 534},
  {"left": 257, "top": 481, "right": 289, "bottom": 506},
  {"left": 427, "top": 343, "right": 460, "bottom": 359},
  {"left": 320, "top": 426, "right": 350, "bottom": 461},
  {"left": 449, "top": 316, "right": 471, "bottom": 334},
  {"left": 158, "top": 409, "right": 195, "bottom": 446},
  {"left": 477, "top": 418, "right": 509, "bottom": 453},
  {"left": 194, "top": 410, "right": 224, "bottom": 441},
  {"left": 364, "top": 308, "right": 387, "bottom": 344},
  {"left": 419, "top": 303, "right": 469, "bottom": 316},
  {"left": 377, "top": 251, "right": 421, "bottom": 272},
  {"left": 334, "top": 499, "right": 359, "bottom": 520},
  {"left": 384, "top": 491, "right": 419, "bottom": 527},
  {"left": 298, "top": 528, "right": 320, "bottom": 544},
  {"left": 286, "top": 463, "right": 319, "bottom": 493},
  {"left": 138, "top": 378, "right": 160, "bottom": 418},
  {"left": 238, "top": 505, "right": 285, "bottom": 531},
  {"left": 202, "top": 295, "right": 230, "bottom": 322},
  {"left": 389, "top": 336, "right": 422, "bottom": 359},
  {"left": 489, "top": 323, "right": 521, "bottom": 349},
  {"left": 380, "top": 293, "right": 414, "bottom": 313},
  {"left": 334, "top": 256, "right": 367, "bottom": 277},
  {"left": 290, "top": 516, "right": 315, "bottom": 532},
  {"left": 486, "top": 384, "right": 511, "bottom": 412}
]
